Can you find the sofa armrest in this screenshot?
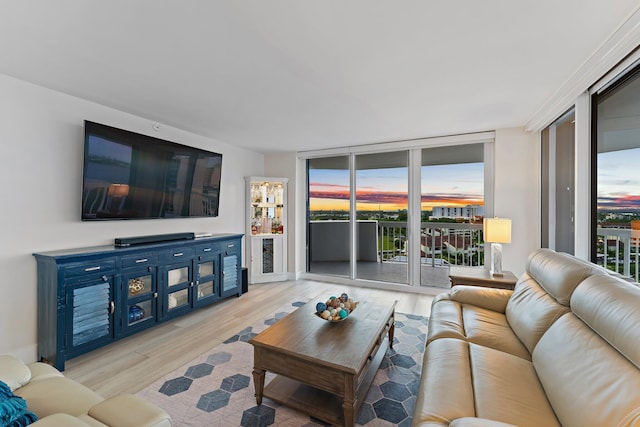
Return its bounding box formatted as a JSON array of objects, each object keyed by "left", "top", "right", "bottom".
[
  {"left": 31, "top": 413, "right": 92, "bottom": 427},
  {"left": 445, "top": 285, "right": 513, "bottom": 313},
  {"left": 88, "top": 394, "right": 172, "bottom": 427},
  {"left": 450, "top": 417, "right": 520, "bottom": 427},
  {"left": 26, "top": 362, "right": 65, "bottom": 384}
]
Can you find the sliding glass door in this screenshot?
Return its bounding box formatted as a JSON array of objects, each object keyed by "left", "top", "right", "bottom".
[
  {"left": 421, "top": 145, "right": 484, "bottom": 287},
  {"left": 355, "top": 151, "right": 409, "bottom": 284},
  {"left": 304, "top": 135, "right": 492, "bottom": 288},
  {"left": 307, "top": 156, "right": 350, "bottom": 277}
]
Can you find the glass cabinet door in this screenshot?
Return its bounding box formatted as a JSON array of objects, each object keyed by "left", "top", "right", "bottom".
[
  {"left": 164, "top": 262, "right": 192, "bottom": 317},
  {"left": 246, "top": 176, "right": 288, "bottom": 284},
  {"left": 249, "top": 180, "right": 286, "bottom": 236},
  {"left": 194, "top": 258, "right": 218, "bottom": 307},
  {"left": 121, "top": 269, "right": 157, "bottom": 333}
]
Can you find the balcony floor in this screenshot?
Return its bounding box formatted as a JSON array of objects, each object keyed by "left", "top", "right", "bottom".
[{"left": 309, "top": 261, "right": 452, "bottom": 288}]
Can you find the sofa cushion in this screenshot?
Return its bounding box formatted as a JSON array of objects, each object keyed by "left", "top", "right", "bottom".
[
  {"left": 88, "top": 394, "right": 172, "bottom": 427},
  {"left": 468, "top": 343, "right": 560, "bottom": 427},
  {"left": 413, "top": 338, "right": 476, "bottom": 426},
  {"left": 15, "top": 377, "right": 103, "bottom": 419},
  {"left": 532, "top": 275, "right": 640, "bottom": 427},
  {"left": 571, "top": 274, "right": 640, "bottom": 368},
  {"left": 0, "top": 355, "right": 31, "bottom": 391},
  {"left": 505, "top": 273, "right": 570, "bottom": 354},
  {"left": 76, "top": 414, "right": 109, "bottom": 427},
  {"left": 503, "top": 248, "right": 603, "bottom": 354},
  {"left": 450, "top": 419, "right": 519, "bottom": 427},
  {"left": 413, "top": 338, "right": 560, "bottom": 427},
  {"left": 31, "top": 413, "right": 93, "bottom": 426},
  {"left": 429, "top": 301, "right": 531, "bottom": 360},
  {"left": 427, "top": 286, "right": 529, "bottom": 359},
  {"left": 525, "top": 248, "right": 599, "bottom": 305}
]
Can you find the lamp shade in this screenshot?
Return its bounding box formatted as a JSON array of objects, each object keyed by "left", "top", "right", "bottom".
[
  {"left": 484, "top": 217, "right": 512, "bottom": 243},
  {"left": 108, "top": 184, "right": 129, "bottom": 197}
]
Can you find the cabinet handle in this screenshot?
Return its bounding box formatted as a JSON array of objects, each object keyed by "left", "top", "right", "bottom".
[
  {"left": 173, "top": 252, "right": 184, "bottom": 257},
  {"left": 190, "top": 282, "right": 194, "bottom": 287},
  {"left": 135, "top": 258, "right": 148, "bottom": 263},
  {"left": 109, "top": 301, "right": 114, "bottom": 314},
  {"left": 154, "top": 292, "right": 158, "bottom": 298},
  {"left": 227, "top": 244, "right": 234, "bottom": 248},
  {"left": 203, "top": 248, "right": 212, "bottom": 252},
  {"left": 85, "top": 266, "right": 101, "bottom": 272}
]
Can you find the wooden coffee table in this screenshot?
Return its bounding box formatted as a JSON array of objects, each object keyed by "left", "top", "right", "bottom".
[{"left": 249, "top": 299, "right": 396, "bottom": 427}]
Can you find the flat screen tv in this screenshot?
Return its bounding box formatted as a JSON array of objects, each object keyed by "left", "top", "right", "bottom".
[{"left": 82, "top": 121, "right": 222, "bottom": 220}]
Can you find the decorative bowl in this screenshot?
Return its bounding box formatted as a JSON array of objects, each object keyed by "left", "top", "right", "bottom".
[{"left": 314, "top": 293, "right": 359, "bottom": 322}]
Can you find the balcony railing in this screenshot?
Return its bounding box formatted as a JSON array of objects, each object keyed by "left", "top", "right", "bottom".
[
  {"left": 378, "top": 221, "right": 485, "bottom": 267},
  {"left": 596, "top": 227, "right": 640, "bottom": 282}
]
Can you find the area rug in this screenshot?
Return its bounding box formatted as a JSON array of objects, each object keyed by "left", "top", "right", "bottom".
[{"left": 136, "top": 300, "right": 428, "bottom": 427}]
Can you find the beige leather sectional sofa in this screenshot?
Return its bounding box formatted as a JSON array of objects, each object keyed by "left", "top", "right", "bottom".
[
  {"left": 0, "top": 354, "right": 171, "bottom": 426},
  {"left": 412, "top": 248, "right": 640, "bottom": 427}
]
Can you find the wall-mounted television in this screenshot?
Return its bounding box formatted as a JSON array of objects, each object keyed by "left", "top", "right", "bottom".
[{"left": 81, "top": 121, "right": 222, "bottom": 220}]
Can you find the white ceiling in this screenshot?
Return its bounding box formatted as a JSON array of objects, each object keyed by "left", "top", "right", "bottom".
[{"left": 1, "top": 1, "right": 639, "bottom": 153}]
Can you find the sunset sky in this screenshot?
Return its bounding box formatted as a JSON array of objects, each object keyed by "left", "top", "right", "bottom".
[
  {"left": 597, "top": 147, "right": 640, "bottom": 211},
  {"left": 309, "top": 162, "right": 484, "bottom": 211}
]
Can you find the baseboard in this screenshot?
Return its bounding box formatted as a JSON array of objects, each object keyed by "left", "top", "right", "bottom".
[{"left": 250, "top": 273, "right": 289, "bottom": 284}]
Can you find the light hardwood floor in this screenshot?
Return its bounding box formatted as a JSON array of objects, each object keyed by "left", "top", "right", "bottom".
[{"left": 63, "top": 279, "right": 436, "bottom": 398}]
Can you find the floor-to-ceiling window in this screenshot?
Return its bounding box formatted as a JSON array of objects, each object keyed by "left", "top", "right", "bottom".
[
  {"left": 307, "top": 155, "right": 350, "bottom": 277},
  {"left": 592, "top": 65, "right": 640, "bottom": 281},
  {"left": 302, "top": 133, "right": 493, "bottom": 288},
  {"left": 421, "top": 144, "right": 484, "bottom": 287},
  {"left": 355, "top": 151, "right": 409, "bottom": 284}
]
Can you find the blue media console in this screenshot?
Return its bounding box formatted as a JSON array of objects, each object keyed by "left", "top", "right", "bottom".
[{"left": 33, "top": 233, "right": 243, "bottom": 370}]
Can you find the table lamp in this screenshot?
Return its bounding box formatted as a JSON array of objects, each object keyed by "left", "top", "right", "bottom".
[
  {"left": 107, "top": 183, "right": 129, "bottom": 212},
  {"left": 484, "top": 217, "right": 512, "bottom": 276}
]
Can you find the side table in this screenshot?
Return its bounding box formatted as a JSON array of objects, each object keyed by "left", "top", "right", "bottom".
[{"left": 448, "top": 267, "right": 518, "bottom": 290}]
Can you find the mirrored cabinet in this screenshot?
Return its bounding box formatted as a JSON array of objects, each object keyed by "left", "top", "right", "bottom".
[{"left": 245, "top": 177, "right": 288, "bottom": 283}]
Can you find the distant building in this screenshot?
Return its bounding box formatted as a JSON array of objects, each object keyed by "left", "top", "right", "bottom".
[{"left": 430, "top": 205, "right": 484, "bottom": 220}]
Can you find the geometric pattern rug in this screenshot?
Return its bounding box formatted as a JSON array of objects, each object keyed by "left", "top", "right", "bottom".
[{"left": 136, "top": 299, "right": 428, "bottom": 427}]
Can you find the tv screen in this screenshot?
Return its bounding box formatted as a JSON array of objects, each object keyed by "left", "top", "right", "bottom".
[{"left": 81, "top": 121, "right": 222, "bottom": 220}]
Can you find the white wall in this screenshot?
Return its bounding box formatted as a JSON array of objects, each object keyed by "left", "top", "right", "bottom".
[
  {"left": 494, "top": 127, "right": 539, "bottom": 276},
  {"left": 0, "top": 74, "right": 264, "bottom": 361}
]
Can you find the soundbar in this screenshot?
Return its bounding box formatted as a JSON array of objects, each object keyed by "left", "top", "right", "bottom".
[{"left": 115, "top": 232, "right": 196, "bottom": 247}]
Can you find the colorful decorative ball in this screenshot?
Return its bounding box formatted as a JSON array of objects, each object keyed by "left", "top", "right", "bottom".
[{"left": 314, "top": 292, "right": 359, "bottom": 322}]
